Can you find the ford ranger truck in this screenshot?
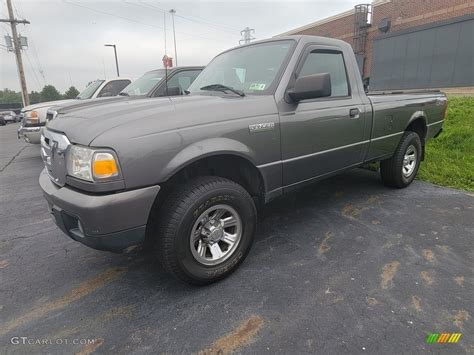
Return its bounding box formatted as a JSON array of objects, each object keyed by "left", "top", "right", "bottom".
[{"left": 39, "top": 36, "right": 447, "bottom": 285}]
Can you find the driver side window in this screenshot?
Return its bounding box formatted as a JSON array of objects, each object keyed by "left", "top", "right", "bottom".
[
  {"left": 299, "top": 51, "right": 349, "bottom": 97},
  {"left": 154, "top": 70, "right": 202, "bottom": 96},
  {"left": 168, "top": 70, "right": 201, "bottom": 91},
  {"left": 97, "top": 80, "right": 131, "bottom": 97}
]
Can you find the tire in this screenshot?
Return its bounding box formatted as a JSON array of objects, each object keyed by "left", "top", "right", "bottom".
[
  {"left": 153, "top": 176, "right": 257, "bottom": 285},
  {"left": 380, "top": 131, "right": 422, "bottom": 188}
]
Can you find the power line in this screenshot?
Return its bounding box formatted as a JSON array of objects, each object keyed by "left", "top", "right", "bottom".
[
  {"left": 15, "top": 0, "right": 26, "bottom": 17},
  {"left": 10, "top": 0, "right": 47, "bottom": 84},
  {"left": 17, "top": 23, "right": 47, "bottom": 84},
  {"left": 12, "top": 1, "right": 21, "bottom": 18},
  {"left": 119, "top": 2, "right": 234, "bottom": 43},
  {"left": 135, "top": 1, "right": 238, "bottom": 36},
  {"left": 173, "top": 13, "right": 236, "bottom": 35},
  {"left": 66, "top": 0, "right": 232, "bottom": 44},
  {"left": 24, "top": 50, "right": 42, "bottom": 89},
  {"left": 65, "top": 1, "right": 164, "bottom": 30},
  {"left": 142, "top": 1, "right": 241, "bottom": 32},
  {"left": 28, "top": 38, "right": 46, "bottom": 84},
  {"left": 2, "top": 0, "right": 30, "bottom": 106}
]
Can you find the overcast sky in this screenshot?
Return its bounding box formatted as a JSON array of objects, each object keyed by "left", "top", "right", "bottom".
[{"left": 0, "top": 0, "right": 361, "bottom": 93}]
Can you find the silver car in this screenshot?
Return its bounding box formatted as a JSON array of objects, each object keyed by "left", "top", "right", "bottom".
[{"left": 0, "top": 111, "right": 18, "bottom": 123}]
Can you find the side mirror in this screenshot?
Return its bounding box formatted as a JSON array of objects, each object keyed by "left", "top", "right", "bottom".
[{"left": 287, "top": 73, "right": 331, "bottom": 102}]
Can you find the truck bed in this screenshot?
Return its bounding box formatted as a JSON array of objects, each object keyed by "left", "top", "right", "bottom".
[{"left": 365, "top": 91, "right": 447, "bottom": 162}]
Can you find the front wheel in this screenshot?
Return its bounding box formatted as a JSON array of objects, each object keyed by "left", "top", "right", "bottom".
[
  {"left": 380, "top": 131, "right": 422, "bottom": 188},
  {"left": 153, "top": 176, "right": 257, "bottom": 285}
]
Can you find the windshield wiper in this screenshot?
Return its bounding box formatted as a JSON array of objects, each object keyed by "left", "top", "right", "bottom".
[
  {"left": 118, "top": 92, "right": 130, "bottom": 96},
  {"left": 200, "top": 84, "right": 245, "bottom": 97}
]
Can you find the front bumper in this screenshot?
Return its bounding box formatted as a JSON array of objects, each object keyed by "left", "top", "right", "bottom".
[
  {"left": 39, "top": 169, "right": 160, "bottom": 252},
  {"left": 18, "top": 125, "right": 42, "bottom": 144}
]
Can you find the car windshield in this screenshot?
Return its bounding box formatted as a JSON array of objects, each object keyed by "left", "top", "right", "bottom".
[
  {"left": 187, "top": 40, "right": 294, "bottom": 95},
  {"left": 121, "top": 70, "right": 165, "bottom": 96},
  {"left": 76, "top": 80, "right": 105, "bottom": 99}
]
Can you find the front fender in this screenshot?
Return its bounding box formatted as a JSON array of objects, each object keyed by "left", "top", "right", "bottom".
[{"left": 161, "top": 137, "right": 257, "bottom": 181}]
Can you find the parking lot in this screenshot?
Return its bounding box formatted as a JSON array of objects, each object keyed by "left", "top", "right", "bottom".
[{"left": 0, "top": 122, "right": 472, "bottom": 353}]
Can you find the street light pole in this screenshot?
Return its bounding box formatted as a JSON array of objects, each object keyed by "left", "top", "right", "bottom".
[
  {"left": 169, "top": 9, "right": 177, "bottom": 66},
  {"left": 104, "top": 44, "right": 120, "bottom": 77}
]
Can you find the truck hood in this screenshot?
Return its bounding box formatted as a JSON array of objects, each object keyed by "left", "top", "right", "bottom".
[
  {"left": 22, "top": 99, "right": 76, "bottom": 112},
  {"left": 51, "top": 96, "right": 133, "bottom": 114},
  {"left": 46, "top": 94, "right": 277, "bottom": 145}
]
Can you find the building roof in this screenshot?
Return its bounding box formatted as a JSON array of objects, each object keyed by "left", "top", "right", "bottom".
[{"left": 276, "top": 0, "right": 391, "bottom": 37}]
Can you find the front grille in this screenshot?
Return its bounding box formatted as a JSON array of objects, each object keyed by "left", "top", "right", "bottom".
[{"left": 41, "top": 129, "right": 71, "bottom": 187}]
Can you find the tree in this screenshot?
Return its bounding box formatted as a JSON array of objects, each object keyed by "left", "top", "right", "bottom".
[
  {"left": 40, "top": 85, "right": 62, "bottom": 102},
  {"left": 29, "top": 91, "right": 41, "bottom": 104},
  {"left": 64, "top": 86, "right": 80, "bottom": 99},
  {"left": 0, "top": 89, "right": 22, "bottom": 104}
]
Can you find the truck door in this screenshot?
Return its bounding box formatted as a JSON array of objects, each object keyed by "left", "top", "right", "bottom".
[{"left": 278, "top": 45, "right": 371, "bottom": 187}]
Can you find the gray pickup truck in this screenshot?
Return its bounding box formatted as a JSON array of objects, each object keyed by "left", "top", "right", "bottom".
[{"left": 40, "top": 36, "right": 447, "bottom": 285}]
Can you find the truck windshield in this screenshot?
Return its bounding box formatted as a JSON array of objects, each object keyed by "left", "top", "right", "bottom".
[
  {"left": 77, "top": 80, "right": 105, "bottom": 99},
  {"left": 121, "top": 70, "right": 165, "bottom": 96},
  {"left": 187, "top": 40, "right": 294, "bottom": 95}
]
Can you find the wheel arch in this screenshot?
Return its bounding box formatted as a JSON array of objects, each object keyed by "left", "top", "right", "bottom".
[
  {"left": 405, "top": 112, "right": 428, "bottom": 160},
  {"left": 405, "top": 111, "right": 428, "bottom": 140},
  {"left": 159, "top": 138, "right": 266, "bottom": 203}
]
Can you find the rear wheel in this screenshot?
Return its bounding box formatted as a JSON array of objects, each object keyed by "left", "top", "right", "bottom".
[
  {"left": 153, "top": 176, "right": 257, "bottom": 285},
  {"left": 380, "top": 131, "right": 422, "bottom": 188}
]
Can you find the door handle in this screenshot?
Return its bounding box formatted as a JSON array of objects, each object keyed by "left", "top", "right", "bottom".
[{"left": 349, "top": 108, "right": 360, "bottom": 119}]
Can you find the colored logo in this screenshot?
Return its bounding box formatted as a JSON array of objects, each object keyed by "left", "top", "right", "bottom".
[{"left": 426, "top": 333, "right": 462, "bottom": 344}]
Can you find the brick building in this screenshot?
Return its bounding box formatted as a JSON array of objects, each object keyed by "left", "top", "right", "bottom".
[{"left": 278, "top": 0, "right": 474, "bottom": 92}]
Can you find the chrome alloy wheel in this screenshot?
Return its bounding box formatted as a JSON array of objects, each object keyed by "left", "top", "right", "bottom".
[
  {"left": 190, "top": 204, "right": 242, "bottom": 266},
  {"left": 402, "top": 144, "right": 417, "bottom": 178}
]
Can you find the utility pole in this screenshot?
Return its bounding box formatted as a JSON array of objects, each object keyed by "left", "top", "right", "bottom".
[
  {"left": 239, "top": 27, "right": 255, "bottom": 45},
  {"left": 163, "top": 12, "right": 167, "bottom": 56},
  {"left": 104, "top": 44, "right": 119, "bottom": 77},
  {"left": 1, "top": 0, "right": 30, "bottom": 106},
  {"left": 169, "top": 9, "right": 177, "bottom": 67}
]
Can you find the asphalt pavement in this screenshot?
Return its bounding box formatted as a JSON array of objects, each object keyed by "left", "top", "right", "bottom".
[{"left": 1, "top": 122, "right": 473, "bottom": 354}]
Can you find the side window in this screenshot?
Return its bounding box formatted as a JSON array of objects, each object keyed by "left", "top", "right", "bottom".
[
  {"left": 299, "top": 51, "right": 349, "bottom": 97},
  {"left": 97, "top": 80, "right": 131, "bottom": 97},
  {"left": 167, "top": 70, "right": 202, "bottom": 92}
]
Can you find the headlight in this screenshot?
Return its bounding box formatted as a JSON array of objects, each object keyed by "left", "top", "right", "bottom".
[
  {"left": 67, "top": 145, "right": 120, "bottom": 182},
  {"left": 24, "top": 110, "right": 39, "bottom": 125}
]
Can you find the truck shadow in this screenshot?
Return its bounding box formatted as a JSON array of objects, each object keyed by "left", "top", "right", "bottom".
[
  {"left": 261, "top": 167, "right": 384, "bottom": 220},
  {"left": 123, "top": 167, "right": 389, "bottom": 291}
]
